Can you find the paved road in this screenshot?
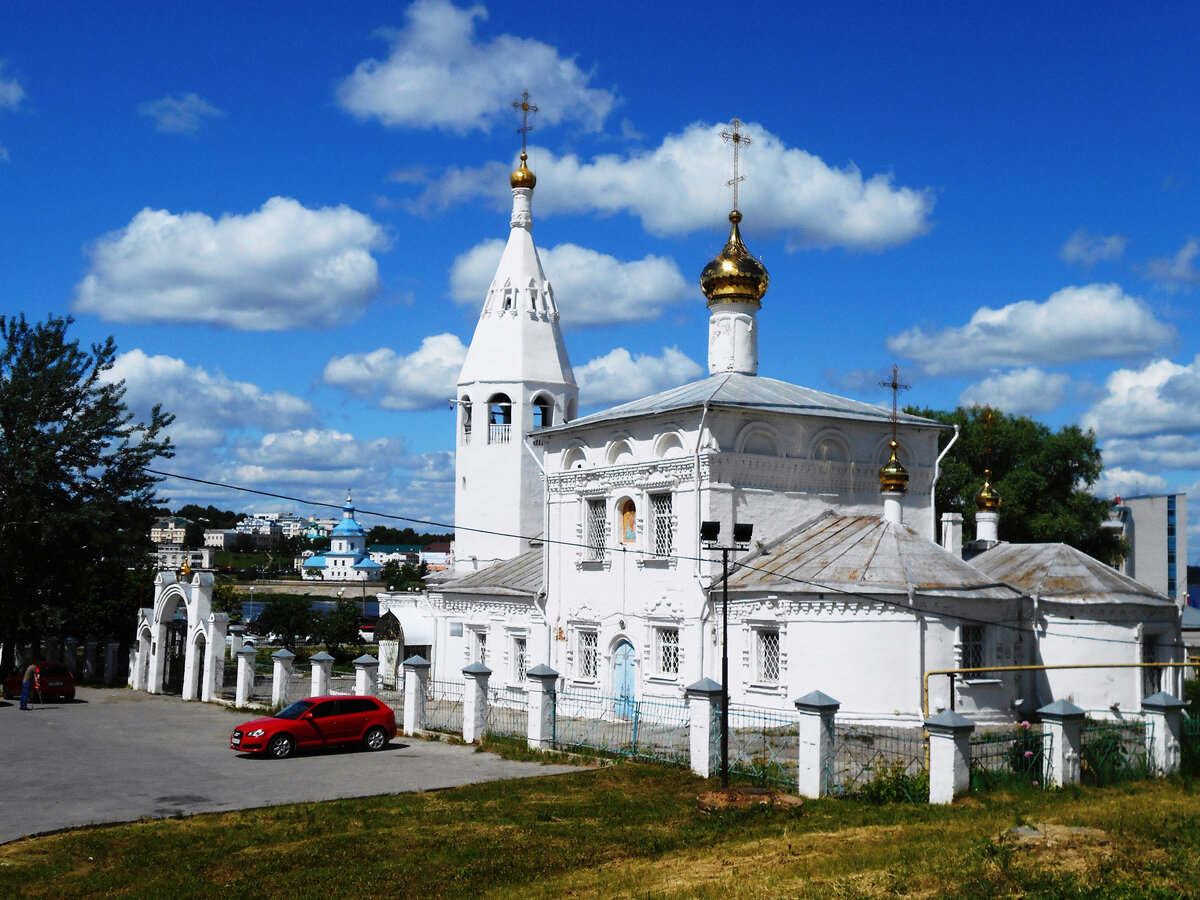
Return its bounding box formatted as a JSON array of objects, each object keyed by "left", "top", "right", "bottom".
[{"left": 0, "top": 687, "right": 579, "bottom": 844}]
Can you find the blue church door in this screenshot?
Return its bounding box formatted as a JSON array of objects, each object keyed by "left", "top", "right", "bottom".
[{"left": 613, "top": 640, "right": 636, "bottom": 718}]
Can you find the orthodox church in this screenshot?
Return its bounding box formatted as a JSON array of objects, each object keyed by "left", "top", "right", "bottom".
[
  {"left": 301, "top": 493, "right": 382, "bottom": 581},
  {"left": 390, "top": 129, "right": 1182, "bottom": 725}
]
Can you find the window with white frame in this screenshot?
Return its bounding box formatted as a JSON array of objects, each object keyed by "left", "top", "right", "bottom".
[
  {"left": 512, "top": 635, "right": 528, "bottom": 684},
  {"left": 756, "top": 628, "right": 780, "bottom": 684},
  {"left": 585, "top": 498, "right": 607, "bottom": 561},
  {"left": 649, "top": 492, "right": 674, "bottom": 558},
  {"left": 474, "top": 629, "right": 488, "bottom": 666},
  {"left": 577, "top": 629, "right": 598, "bottom": 679},
  {"left": 656, "top": 627, "right": 680, "bottom": 677},
  {"left": 960, "top": 624, "right": 984, "bottom": 674}
]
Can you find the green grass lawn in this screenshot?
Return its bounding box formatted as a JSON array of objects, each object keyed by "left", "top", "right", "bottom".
[{"left": 3, "top": 763, "right": 1199, "bottom": 898}]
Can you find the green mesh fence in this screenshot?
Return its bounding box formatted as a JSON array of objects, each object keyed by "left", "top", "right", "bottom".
[
  {"left": 552, "top": 691, "right": 690, "bottom": 764},
  {"left": 1081, "top": 719, "right": 1153, "bottom": 786},
  {"left": 969, "top": 724, "right": 1051, "bottom": 791},
  {"left": 724, "top": 704, "right": 800, "bottom": 788}
]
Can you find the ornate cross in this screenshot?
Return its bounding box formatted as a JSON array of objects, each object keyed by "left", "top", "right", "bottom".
[
  {"left": 512, "top": 91, "right": 539, "bottom": 155},
  {"left": 880, "top": 364, "right": 910, "bottom": 439},
  {"left": 720, "top": 118, "right": 752, "bottom": 210}
]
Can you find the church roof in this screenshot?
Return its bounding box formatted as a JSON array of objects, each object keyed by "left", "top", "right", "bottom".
[
  {"left": 969, "top": 542, "right": 1174, "bottom": 607},
  {"left": 437, "top": 547, "right": 544, "bottom": 597},
  {"left": 725, "top": 512, "right": 1020, "bottom": 600},
  {"left": 549, "top": 372, "right": 940, "bottom": 433}
]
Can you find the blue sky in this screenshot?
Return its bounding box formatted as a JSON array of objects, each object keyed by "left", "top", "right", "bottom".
[{"left": 2, "top": 2, "right": 1198, "bottom": 561}]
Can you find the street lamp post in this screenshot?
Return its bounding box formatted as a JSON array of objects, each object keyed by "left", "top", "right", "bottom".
[{"left": 700, "top": 519, "right": 753, "bottom": 788}]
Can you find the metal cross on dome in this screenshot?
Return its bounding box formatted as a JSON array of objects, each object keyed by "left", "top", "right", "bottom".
[
  {"left": 880, "top": 364, "right": 910, "bottom": 440},
  {"left": 512, "top": 91, "right": 539, "bottom": 155},
  {"left": 720, "top": 118, "right": 752, "bottom": 210}
]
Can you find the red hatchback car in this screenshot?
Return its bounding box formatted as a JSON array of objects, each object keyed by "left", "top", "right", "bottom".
[
  {"left": 230, "top": 695, "right": 396, "bottom": 759},
  {"left": 3, "top": 662, "right": 76, "bottom": 703}
]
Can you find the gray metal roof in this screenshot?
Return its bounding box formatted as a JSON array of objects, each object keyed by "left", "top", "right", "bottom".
[
  {"left": 438, "top": 546, "right": 543, "bottom": 597},
  {"left": 970, "top": 542, "right": 1174, "bottom": 607},
  {"left": 726, "top": 512, "right": 1020, "bottom": 600},
  {"left": 549, "top": 373, "right": 941, "bottom": 433}
]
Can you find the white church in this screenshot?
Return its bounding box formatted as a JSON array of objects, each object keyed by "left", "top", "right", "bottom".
[{"left": 375, "top": 133, "right": 1182, "bottom": 725}]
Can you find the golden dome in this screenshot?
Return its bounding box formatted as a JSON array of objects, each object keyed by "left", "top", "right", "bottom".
[
  {"left": 700, "top": 210, "right": 769, "bottom": 306},
  {"left": 181, "top": 559, "right": 192, "bottom": 578},
  {"left": 878, "top": 440, "right": 909, "bottom": 493},
  {"left": 510, "top": 152, "right": 537, "bottom": 189},
  {"left": 975, "top": 469, "right": 1002, "bottom": 511}
]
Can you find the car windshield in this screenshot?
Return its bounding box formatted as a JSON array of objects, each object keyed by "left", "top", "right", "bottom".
[
  {"left": 274, "top": 700, "right": 316, "bottom": 720},
  {"left": 39, "top": 664, "right": 70, "bottom": 677}
]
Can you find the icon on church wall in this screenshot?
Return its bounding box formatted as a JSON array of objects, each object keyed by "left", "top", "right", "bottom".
[{"left": 620, "top": 499, "right": 637, "bottom": 543}]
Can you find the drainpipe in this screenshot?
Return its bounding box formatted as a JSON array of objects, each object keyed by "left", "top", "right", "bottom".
[
  {"left": 930, "top": 424, "right": 960, "bottom": 543},
  {"left": 523, "top": 436, "right": 553, "bottom": 665},
  {"left": 692, "top": 400, "right": 713, "bottom": 679}
]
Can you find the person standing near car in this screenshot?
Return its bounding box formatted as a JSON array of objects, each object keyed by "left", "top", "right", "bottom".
[{"left": 20, "top": 663, "right": 36, "bottom": 710}]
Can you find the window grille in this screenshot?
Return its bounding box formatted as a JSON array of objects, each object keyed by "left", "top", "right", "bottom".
[
  {"left": 513, "top": 636, "right": 527, "bottom": 683},
  {"left": 586, "top": 498, "right": 607, "bottom": 561},
  {"left": 657, "top": 627, "right": 680, "bottom": 676},
  {"left": 960, "top": 624, "right": 983, "bottom": 672},
  {"left": 578, "top": 630, "right": 598, "bottom": 679},
  {"left": 475, "top": 630, "right": 488, "bottom": 667},
  {"left": 650, "top": 493, "right": 674, "bottom": 557},
  {"left": 757, "top": 629, "right": 780, "bottom": 683}
]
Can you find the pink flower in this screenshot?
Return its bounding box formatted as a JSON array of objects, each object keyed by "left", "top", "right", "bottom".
[
  {"left": 1019, "top": 721, "right": 1031, "bottom": 730},
  {"left": 1032, "top": 780, "right": 1040, "bottom": 787},
  {"left": 1023, "top": 750, "right": 1034, "bottom": 758}
]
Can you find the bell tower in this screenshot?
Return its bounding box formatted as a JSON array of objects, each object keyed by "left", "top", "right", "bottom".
[{"left": 453, "top": 93, "right": 577, "bottom": 572}]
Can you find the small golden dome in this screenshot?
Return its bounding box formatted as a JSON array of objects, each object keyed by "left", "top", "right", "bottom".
[
  {"left": 700, "top": 210, "right": 769, "bottom": 307},
  {"left": 510, "top": 152, "right": 537, "bottom": 189},
  {"left": 975, "top": 469, "right": 1002, "bottom": 510},
  {"left": 879, "top": 440, "right": 909, "bottom": 493},
  {"left": 181, "top": 559, "right": 192, "bottom": 578}
]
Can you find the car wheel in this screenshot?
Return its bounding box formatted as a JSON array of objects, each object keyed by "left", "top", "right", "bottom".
[
  {"left": 363, "top": 726, "right": 388, "bottom": 751},
  {"left": 268, "top": 734, "right": 295, "bottom": 760}
]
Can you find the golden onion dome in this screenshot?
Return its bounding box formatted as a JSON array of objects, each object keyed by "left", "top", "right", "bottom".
[
  {"left": 975, "top": 469, "right": 1002, "bottom": 511},
  {"left": 180, "top": 559, "right": 192, "bottom": 578},
  {"left": 700, "top": 210, "right": 769, "bottom": 307},
  {"left": 510, "top": 152, "right": 537, "bottom": 189},
  {"left": 878, "top": 440, "right": 909, "bottom": 493}
]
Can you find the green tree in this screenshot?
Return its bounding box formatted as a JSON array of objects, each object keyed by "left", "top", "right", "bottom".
[
  {"left": 910, "top": 405, "right": 1126, "bottom": 565},
  {"left": 0, "top": 315, "right": 173, "bottom": 673},
  {"left": 183, "top": 521, "right": 205, "bottom": 549},
  {"left": 211, "top": 581, "right": 243, "bottom": 623},
  {"left": 252, "top": 595, "right": 313, "bottom": 652},
  {"left": 315, "top": 597, "right": 361, "bottom": 649}
]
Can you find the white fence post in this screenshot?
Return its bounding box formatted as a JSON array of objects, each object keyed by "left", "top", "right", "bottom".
[
  {"left": 271, "top": 649, "right": 295, "bottom": 708},
  {"left": 526, "top": 664, "right": 559, "bottom": 750},
  {"left": 462, "top": 662, "right": 491, "bottom": 744},
  {"left": 925, "top": 710, "right": 974, "bottom": 804},
  {"left": 310, "top": 651, "right": 334, "bottom": 696},
  {"left": 235, "top": 646, "right": 256, "bottom": 707},
  {"left": 204, "top": 613, "right": 228, "bottom": 703},
  {"left": 402, "top": 655, "right": 430, "bottom": 735},
  {"left": 795, "top": 690, "right": 840, "bottom": 798},
  {"left": 354, "top": 654, "right": 380, "bottom": 697},
  {"left": 685, "top": 678, "right": 722, "bottom": 778},
  {"left": 1142, "top": 691, "right": 1185, "bottom": 775},
  {"left": 1037, "top": 699, "right": 1084, "bottom": 786}
]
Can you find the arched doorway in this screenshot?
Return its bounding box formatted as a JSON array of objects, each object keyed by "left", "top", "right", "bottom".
[
  {"left": 613, "top": 639, "right": 636, "bottom": 718},
  {"left": 163, "top": 619, "right": 187, "bottom": 694}
]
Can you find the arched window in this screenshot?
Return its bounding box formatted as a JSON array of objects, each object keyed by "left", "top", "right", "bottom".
[
  {"left": 460, "top": 396, "right": 472, "bottom": 445},
  {"left": 488, "top": 393, "right": 512, "bottom": 444},
  {"left": 532, "top": 395, "right": 553, "bottom": 429},
  {"left": 565, "top": 396, "right": 578, "bottom": 423},
  {"left": 619, "top": 499, "right": 637, "bottom": 543},
  {"left": 563, "top": 446, "right": 587, "bottom": 469}
]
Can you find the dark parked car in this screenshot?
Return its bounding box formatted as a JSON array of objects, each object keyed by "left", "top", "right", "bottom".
[
  {"left": 230, "top": 695, "right": 397, "bottom": 759},
  {"left": 3, "top": 662, "right": 76, "bottom": 702}
]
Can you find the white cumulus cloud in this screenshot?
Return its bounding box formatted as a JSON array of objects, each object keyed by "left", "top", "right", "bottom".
[
  {"left": 1092, "top": 467, "right": 1168, "bottom": 500},
  {"left": 0, "top": 61, "right": 23, "bottom": 110},
  {"left": 323, "top": 333, "right": 468, "bottom": 410},
  {"left": 576, "top": 347, "right": 703, "bottom": 407},
  {"left": 138, "top": 92, "right": 224, "bottom": 134},
  {"left": 959, "top": 368, "right": 1070, "bottom": 416},
  {"left": 1101, "top": 435, "right": 1200, "bottom": 473},
  {"left": 887, "top": 284, "right": 1175, "bottom": 376},
  {"left": 1059, "top": 229, "right": 1127, "bottom": 266},
  {"left": 73, "top": 197, "right": 387, "bottom": 330},
  {"left": 104, "top": 349, "right": 316, "bottom": 449},
  {"left": 337, "top": 0, "right": 615, "bottom": 133},
  {"left": 414, "top": 121, "right": 933, "bottom": 249},
  {"left": 449, "top": 239, "right": 689, "bottom": 328},
  {"left": 1145, "top": 237, "right": 1200, "bottom": 290},
  {"left": 1082, "top": 355, "right": 1200, "bottom": 439}
]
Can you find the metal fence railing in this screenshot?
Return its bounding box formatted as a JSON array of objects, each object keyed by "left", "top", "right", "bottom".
[
  {"left": 725, "top": 704, "right": 800, "bottom": 788},
  {"left": 1183, "top": 712, "right": 1200, "bottom": 777},
  {"left": 486, "top": 686, "right": 529, "bottom": 739},
  {"left": 969, "top": 724, "right": 1052, "bottom": 790},
  {"left": 552, "top": 691, "right": 690, "bottom": 764},
  {"left": 827, "top": 723, "right": 928, "bottom": 800},
  {"left": 1081, "top": 719, "right": 1153, "bottom": 786},
  {"left": 423, "top": 678, "right": 464, "bottom": 735}
]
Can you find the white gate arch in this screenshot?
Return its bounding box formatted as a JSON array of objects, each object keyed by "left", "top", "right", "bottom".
[{"left": 133, "top": 571, "right": 228, "bottom": 701}]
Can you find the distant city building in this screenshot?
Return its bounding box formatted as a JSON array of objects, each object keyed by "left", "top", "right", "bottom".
[
  {"left": 1109, "top": 493, "right": 1189, "bottom": 609},
  {"left": 305, "top": 517, "right": 338, "bottom": 539},
  {"left": 369, "top": 544, "right": 422, "bottom": 566},
  {"left": 153, "top": 546, "right": 214, "bottom": 570},
  {"left": 235, "top": 515, "right": 283, "bottom": 548},
  {"left": 420, "top": 542, "right": 453, "bottom": 572},
  {"left": 150, "top": 516, "right": 188, "bottom": 545},
  {"left": 204, "top": 528, "right": 238, "bottom": 550}
]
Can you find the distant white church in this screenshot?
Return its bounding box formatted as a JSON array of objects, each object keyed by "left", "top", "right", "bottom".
[
  {"left": 301, "top": 494, "right": 382, "bottom": 581},
  {"left": 384, "top": 136, "right": 1183, "bottom": 724}
]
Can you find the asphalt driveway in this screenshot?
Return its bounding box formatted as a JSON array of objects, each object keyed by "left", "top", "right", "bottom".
[{"left": 0, "top": 686, "right": 579, "bottom": 844}]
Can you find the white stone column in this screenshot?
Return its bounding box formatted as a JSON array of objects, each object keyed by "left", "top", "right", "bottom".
[
  {"left": 925, "top": 710, "right": 975, "bottom": 804},
  {"left": 976, "top": 510, "right": 999, "bottom": 543},
  {"left": 228, "top": 626, "right": 245, "bottom": 659},
  {"left": 271, "top": 649, "right": 295, "bottom": 708},
  {"left": 203, "top": 613, "right": 228, "bottom": 702},
  {"left": 402, "top": 655, "right": 430, "bottom": 735},
  {"left": 462, "top": 662, "right": 491, "bottom": 744},
  {"left": 235, "top": 646, "right": 256, "bottom": 707},
  {"left": 148, "top": 623, "right": 168, "bottom": 694},
  {"left": 795, "top": 690, "right": 840, "bottom": 798},
  {"left": 1038, "top": 699, "right": 1084, "bottom": 786},
  {"left": 309, "top": 651, "right": 334, "bottom": 696},
  {"left": 526, "top": 664, "right": 559, "bottom": 751},
  {"left": 1143, "top": 691, "right": 1186, "bottom": 775},
  {"left": 685, "top": 678, "right": 722, "bottom": 778},
  {"left": 354, "top": 654, "right": 380, "bottom": 697}
]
